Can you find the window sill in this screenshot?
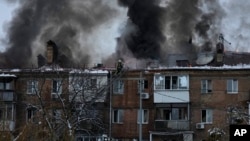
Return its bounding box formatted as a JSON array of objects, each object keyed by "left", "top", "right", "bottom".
[
  {"left": 227, "top": 92, "right": 238, "bottom": 94},
  {"left": 201, "top": 122, "right": 212, "bottom": 124},
  {"left": 137, "top": 122, "right": 148, "bottom": 124},
  {"left": 201, "top": 92, "right": 213, "bottom": 94},
  {"left": 112, "top": 122, "right": 123, "bottom": 124}
]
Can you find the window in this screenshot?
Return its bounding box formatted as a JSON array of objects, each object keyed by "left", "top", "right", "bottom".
[
  {"left": 201, "top": 109, "right": 213, "bottom": 123},
  {"left": 26, "top": 107, "right": 37, "bottom": 122},
  {"left": 27, "top": 80, "right": 38, "bottom": 94},
  {"left": 90, "top": 79, "right": 97, "bottom": 89},
  {"left": 156, "top": 106, "right": 188, "bottom": 120},
  {"left": 53, "top": 109, "right": 62, "bottom": 123},
  {"left": 113, "top": 80, "right": 124, "bottom": 94},
  {"left": 52, "top": 79, "right": 62, "bottom": 94},
  {"left": 0, "top": 82, "right": 13, "bottom": 90},
  {"left": 0, "top": 104, "right": 14, "bottom": 120},
  {"left": 154, "top": 74, "right": 188, "bottom": 90},
  {"left": 227, "top": 79, "right": 238, "bottom": 93},
  {"left": 155, "top": 75, "right": 165, "bottom": 89},
  {"left": 84, "top": 78, "right": 97, "bottom": 89},
  {"left": 137, "top": 109, "right": 149, "bottom": 124},
  {"left": 138, "top": 80, "right": 148, "bottom": 92},
  {"left": 112, "top": 109, "right": 124, "bottom": 123},
  {"left": 201, "top": 79, "right": 212, "bottom": 93}
]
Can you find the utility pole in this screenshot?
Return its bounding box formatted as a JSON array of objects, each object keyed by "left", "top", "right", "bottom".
[
  {"left": 109, "top": 71, "right": 112, "bottom": 140},
  {"left": 139, "top": 71, "right": 142, "bottom": 141}
]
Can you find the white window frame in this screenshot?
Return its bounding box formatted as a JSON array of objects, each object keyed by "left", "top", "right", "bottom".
[
  {"left": 113, "top": 80, "right": 124, "bottom": 94},
  {"left": 201, "top": 79, "right": 212, "bottom": 93},
  {"left": 154, "top": 75, "right": 165, "bottom": 90},
  {"left": 27, "top": 80, "right": 38, "bottom": 94},
  {"left": 154, "top": 74, "right": 189, "bottom": 90},
  {"left": 138, "top": 80, "right": 148, "bottom": 93},
  {"left": 52, "top": 79, "right": 62, "bottom": 94},
  {"left": 137, "top": 109, "right": 149, "bottom": 124},
  {"left": 0, "top": 104, "right": 14, "bottom": 121},
  {"left": 112, "top": 109, "right": 124, "bottom": 123},
  {"left": 227, "top": 79, "right": 238, "bottom": 94},
  {"left": 201, "top": 109, "right": 213, "bottom": 124}
]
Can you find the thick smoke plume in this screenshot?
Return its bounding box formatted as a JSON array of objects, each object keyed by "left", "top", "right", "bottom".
[
  {"left": 1, "top": 0, "right": 125, "bottom": 68},
  {"left": 116, "top": 0, "right": 225, "bottom": 67},
  {"left": 1, "top": 0, "right": 250, "bottom": 68}
]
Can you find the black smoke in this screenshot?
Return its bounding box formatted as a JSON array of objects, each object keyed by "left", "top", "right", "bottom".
[
  {"left": 1, "top": 0, "right": 226, "bottom": 68},
  {"left": 117, "top": 0, "right": 225, "bottom": 63},
  {"left": 117, "top": 0, "right": 165, "bottom": 60},
  {"left": 1, "top": 0, "right": 118, "bottom": 68}
]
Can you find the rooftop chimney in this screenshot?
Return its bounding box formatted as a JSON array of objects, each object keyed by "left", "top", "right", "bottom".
[{"left": 46, "top": 40, "right": 58, "bottom": 65}]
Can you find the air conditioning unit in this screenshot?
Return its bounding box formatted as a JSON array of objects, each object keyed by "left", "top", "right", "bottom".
[
  {"left": 196, "top": 123, "right": 205, "bottom": 129},
  {"left": 141, "top": 93, "right": 149, "bottom": 99}
]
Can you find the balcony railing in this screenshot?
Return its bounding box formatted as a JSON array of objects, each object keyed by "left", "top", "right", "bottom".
[
  {"left": 155, "top": 120, "right": 190, "bottom": 131},
  {"left": 0, "top": 91, "right": 15, "bottom": 101},
  {"left": 0, "top": 120, "right": 15, "bottom": 131}
]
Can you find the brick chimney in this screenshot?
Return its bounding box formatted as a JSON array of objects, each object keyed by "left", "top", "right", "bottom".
[{"left": 46, "top": 40, "right": 58, "bottom": 64}]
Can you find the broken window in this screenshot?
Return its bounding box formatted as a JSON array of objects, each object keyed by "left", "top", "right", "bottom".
[{"left": 155, "top": 74, "right": 188, "bottom": 90}]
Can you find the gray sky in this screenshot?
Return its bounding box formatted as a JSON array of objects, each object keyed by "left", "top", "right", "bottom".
[{"left": 0, "top": 1, "right": 18, "bottom": 51}]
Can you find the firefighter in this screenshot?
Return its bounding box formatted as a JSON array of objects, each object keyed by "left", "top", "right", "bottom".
[{"left": 116, "top": 59, "right": 123, "bottom": 74}]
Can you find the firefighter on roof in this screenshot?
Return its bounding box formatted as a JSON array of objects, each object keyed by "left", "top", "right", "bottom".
[{"left": 116, "top": 59, "right": 123, "bottom": 74}]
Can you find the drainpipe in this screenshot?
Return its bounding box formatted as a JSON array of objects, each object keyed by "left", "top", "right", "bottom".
[
  {"left": 139, "top": 72, "right": 142, "bottom": 141},
  {"left": 109, "top": 71, "right": 112, "bottom": 139},
  {"left": 248, "top": 102, "right": 250, "bottom": 125}
]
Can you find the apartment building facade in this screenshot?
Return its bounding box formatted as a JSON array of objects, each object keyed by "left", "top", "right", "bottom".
[
  {"left": 110, "top": 67, "right": 250, "bottom": 141},
  {"left": 0, "top": 66, "right": 110, "bottom": 141}
]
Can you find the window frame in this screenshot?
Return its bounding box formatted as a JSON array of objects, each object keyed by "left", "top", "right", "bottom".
[
  {"left": 112, "top": 109, "right": 124, "bottom": 124},
  {"left": 113, "top": 80, "right": 124, "bottom": 94},
  {"left": 52, "top": 79, "right": 62, "bottom": 94},
  {"left": 138, "top": 79, "right": 149, "bottom": 93},
  {"left": 137, "top": 109, "right": 149, "bottom": 124},
  {"left": 154, "top": 74, "right": 189, "bottom": 90},
  {"left": 226, "top": 79, "right": 238, "bottom": 94},
  {"left": 26, "top": 107, "right": 37, "bottom": 122},
  {"left": 201, "top": 79, "right": 212, "bottom": 94},
  {"left": 201, "top": 109, "right": 213, "bottom": 124},
  {"left": 27, "top": 80, "right": 38, "bottom": 94}
]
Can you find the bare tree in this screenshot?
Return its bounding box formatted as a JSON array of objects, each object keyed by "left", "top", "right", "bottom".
[{"left": 14, "top": 68, "right": 109, "bottom": 141}]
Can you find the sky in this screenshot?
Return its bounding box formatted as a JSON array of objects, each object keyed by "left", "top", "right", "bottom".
[{"left": 0, "top": 1, "right": 18, "bottom": 51}]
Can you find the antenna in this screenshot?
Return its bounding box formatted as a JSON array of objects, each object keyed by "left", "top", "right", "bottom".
[{"left": 219, "top": 33, "right": 231, "bottom": 45}]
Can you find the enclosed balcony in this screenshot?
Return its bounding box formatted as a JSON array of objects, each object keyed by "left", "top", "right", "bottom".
[
  {"left": 155, "top": 120, "right": 190, "bottom": 131},
  {"left": 0, "top": 91, "right": 15, "bottom": 101},
  {"left": 154, "top": 74, "right": 190, "bottom": 103}
]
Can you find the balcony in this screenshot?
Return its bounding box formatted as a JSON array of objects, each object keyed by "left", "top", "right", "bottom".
[
  {"left": 155, "top": 120, "right": 190, "bottom": 131},
  {"left": 0, "top": 91, "right": 15, "bottom": 101},
  {"left": 0, "top": 120, "right": 15, "bottom": 131},
  {"left": 154, "top": 91, "right": 189, "bottom": 103}
]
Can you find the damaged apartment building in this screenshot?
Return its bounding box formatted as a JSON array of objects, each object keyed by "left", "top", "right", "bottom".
[
  {"left": 0, "top": 37, "right": 250, "bottom": 141},
  {"left": 0, "top": 41, "right": 110, "bottom": 141}
]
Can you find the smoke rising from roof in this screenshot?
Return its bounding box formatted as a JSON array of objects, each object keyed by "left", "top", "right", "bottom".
[
  {"left": 115, "top": 0, "right": 225, "bottom": 67},
  {"left": 1, "top": 0, "right": 250, "bottom": 68},
  {"left": 1, "top": 0, "right": 126, "bottom": 68}
]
